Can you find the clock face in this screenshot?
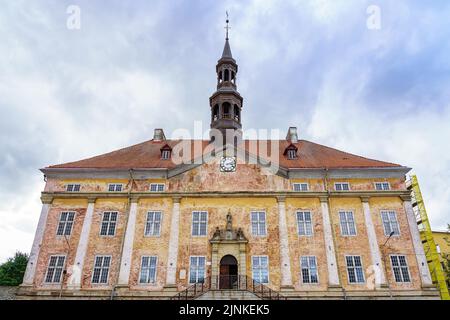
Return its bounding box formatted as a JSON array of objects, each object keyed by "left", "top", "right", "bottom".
[{"left": 220, "top": 157, "right": 236, "bottom": 172}]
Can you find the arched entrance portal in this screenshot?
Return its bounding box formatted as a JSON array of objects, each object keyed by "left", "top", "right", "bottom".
[{"left": 219, "top": 255, "right": 238, "bottom": 289}]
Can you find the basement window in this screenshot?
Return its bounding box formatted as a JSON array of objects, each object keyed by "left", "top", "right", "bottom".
[{"left": 66, "top": 184, "right": 81, "bottom": 192}]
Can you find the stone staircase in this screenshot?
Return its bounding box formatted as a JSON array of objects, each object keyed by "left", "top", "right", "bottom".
[{"left": 196, "top": 290, "right": 260, "bottom": 300}]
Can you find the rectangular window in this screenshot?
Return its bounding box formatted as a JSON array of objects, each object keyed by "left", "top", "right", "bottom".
[
  {"left": 150, "top": 184, "right": 165, "bottom": 192},
  {"left": 346, "top": 256, "right": 365, "bottom": 284},
  {"left": 296, "top": 211, "right": 313, "bottom": 236},
  {"left": 390, "top": 255, "right": 411, "bottom": 283},
  {"left": 139, "top": 256, "right": 158, "bottom": 284},
  {"left": 189, "top": 256, "right": 206, "bottom": 284},
  {"left": 339, "top": 211, "right": 357, "bottom": 236},
  {"left": 301, "top": 256, "right": 319, "bottom": 284},
  {"left": 375, "top": 182, "right": 390, "bottom": 191},
  {"left": 251, "top": 211, "right": 266, "bottom": 236},
  {"left": 66, "top": 184, "right": 81, "bottom": 192},
  {"left": 44, "top": 256, "right": 66, "bottom": 283},
  {"left": 335, "top": 182, "right": 350, "bottom": 191},
  {"left": 252, "top": 256, "right": 269, "bottom": 284},
  {"left": 56, "top": 212, "right": 75, "bottom": 236},
  {"left": 192, "top": 211, "right": 208, "bottom": 236},
  {"left": 293, "top": 183, "right": 309, "bottom": 192},
  {"left": 100, "top": 212, "right": 118, "bottom": 236},
  {"left": 161, "top": 150, "right": 171, "bottom": 160},
  {"left": 145, "top": 211, "right": 162, "bottom": 236},
  {"left": 92, "top": 256, "right": 111, "bottom": 284},
  {"left": 381, "top": 210, "right": 400, "bottom": 236},
  {"left": 108, "top": 184, "right": 123, "bottom": 192},
  {"left": 287, "top": 149, "right": 297, "bottom": 160}
]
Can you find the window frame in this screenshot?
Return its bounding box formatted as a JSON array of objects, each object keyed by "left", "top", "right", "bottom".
[
  {"left": 345, "top": 255, "right": 365, "bottom": 284},
  {"left": 99, "top": 211, "right": 118, "bottom": 237},
  {"left": 296, "top": 211, "right": 314, "bottom": 237},
  {"left": 300, "top": 256, "right": 319, "bottom": 284},
  {"left": 334, "top": 182, "right": 350, "bottom": 191},
  {"left": 149, "top": 183, "right": 165, "bottom": 192},
  {"left": 380, "top": 210, "right": 401, "bottom": 237},
  {"left": 66, "top": 184, "right": 81, "bottom": 192},
  {"left": 390, "top": 255, "right": 411, "bottom": 283},
  {"left": 251, "top": 255, "right": 270, "bottom": 285},
  {"left": 161, "top": 150, "right": 171, "bottom": 160},
  {"left": 374, "top": 182, "right": 391, "bottom": 191},
  {"left": 250, "top": 211, "right": 267, "bottom": 237},
  {"left": 292, "top": 183, "right": 309, "bottom": 192},
  {"left": 139, "top": 255, "right": 158, "bottom": 284},
  {"left": 144, "top": 211, "right": 163, "bottom": 237},
  {"left": 287, "top": 149, "right": 297, "bottom": 160},
  {"left": 56, "top": 211, "right": 76, "bottom": 237},
  {"left": 339, "top": 210, "right": 357, "bottom": 236},
  {"left": 44, "top": 255, "right": 66, "bottom": 284},
  {"left": 191, "top": 211, "right": 208, "bottom": 237},
  {"left": 108, "top": 183, "right": 123, "bottom": 192},
  {"left": 188, "top": 256, "right": 206, "bottom": 284},
  {"left": 91, "top": 255, "right": 112, "bottom": 285}
]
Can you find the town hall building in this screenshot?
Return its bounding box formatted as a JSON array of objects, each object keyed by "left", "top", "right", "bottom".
[{"left": 18, "top": 23, "right": 439, "bottom": 300}]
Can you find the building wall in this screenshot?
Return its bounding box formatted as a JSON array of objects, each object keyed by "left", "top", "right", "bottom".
[{"left": 22, "top": 166, "right": 437, "bottom": 299}]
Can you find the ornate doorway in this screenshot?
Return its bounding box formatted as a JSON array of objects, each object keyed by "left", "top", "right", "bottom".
[{"left": 219, "top": 255, "right": 238, "bottom": 289}]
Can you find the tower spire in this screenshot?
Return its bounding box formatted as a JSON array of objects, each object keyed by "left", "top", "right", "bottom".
[{"left": 225, "top": 11, "right": 230, "bottom": 40}]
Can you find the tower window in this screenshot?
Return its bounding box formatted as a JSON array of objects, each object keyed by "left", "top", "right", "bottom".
[
  {"left": 213, "top": 104, "right": 219, "bottom": 121},
  {"left": 222, "top": 102, "right": 231, "bottom": 119},
  {"left": 234, "top": 105, "right": 240, "bottom": 121},
  {"left": 224, "top": 69, "right": 230, "bottom": 81}
]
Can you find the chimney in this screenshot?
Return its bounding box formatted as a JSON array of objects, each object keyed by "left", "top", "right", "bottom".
[
  {"left": 153, "top": 128, "right": 166, "bottom": 141},
  {"left": 286, "top": 127, "right": 298, "bottom": 143}
]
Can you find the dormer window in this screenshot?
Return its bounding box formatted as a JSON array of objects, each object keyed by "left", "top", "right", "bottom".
[
  {"left": 284, "top": 144, "right": 298, "bottom": 160},
  {"left": 160, "top": 144, "right": 172, "bottom": 160}
]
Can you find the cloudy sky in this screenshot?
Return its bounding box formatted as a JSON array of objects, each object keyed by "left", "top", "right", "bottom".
[{"left": 1, "top": 0, "right": 450, "bottom": 263}]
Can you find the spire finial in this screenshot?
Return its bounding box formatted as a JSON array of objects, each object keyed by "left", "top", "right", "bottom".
[{"left": 225, "top": 11, "right": 231, "bottom": 40}]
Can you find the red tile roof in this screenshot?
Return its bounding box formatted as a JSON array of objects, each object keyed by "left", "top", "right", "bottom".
[{"left": 46, "top": 139, "right": 402, "bottom": 170}]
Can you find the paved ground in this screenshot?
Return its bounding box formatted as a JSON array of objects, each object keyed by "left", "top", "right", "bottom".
[{"left": 0, "top": 286, "right": 17, "bottom": 300}]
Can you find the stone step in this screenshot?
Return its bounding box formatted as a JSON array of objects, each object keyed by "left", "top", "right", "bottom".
[{"left": 196, "top": 290, "right": 260, "bottom": 300}]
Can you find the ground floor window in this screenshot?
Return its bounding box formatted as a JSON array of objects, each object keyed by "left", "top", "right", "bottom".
[
  {"left": 346, "top": 255, "right": 365, "bottom": 284},
  {"left": 390, "top": 255, "right": 411, "bottom": 283},
  {"left": 252, "top": 256, "right": 269, "bottom": 284},
  {"left": 45, "top": 255, "right": 66, "bottom": 283},
  {"left": 92, "top": 256, "right": 111, "bottom": 284},
  {"left": 301, "top": 256, "right": 318, "bottom": 284},
  {"left": 139, "top": 256, "right": 158, "bottom": 284},
  {"left": 189, "top": 256, "right": 206, "bottom": 284}
]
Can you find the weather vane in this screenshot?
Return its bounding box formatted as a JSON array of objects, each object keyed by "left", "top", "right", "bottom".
[{"left": 225, "top": 11, "right": 231, "bottom": 40}]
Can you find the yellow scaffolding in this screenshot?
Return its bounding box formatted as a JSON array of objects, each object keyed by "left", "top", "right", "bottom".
[{"left": 407, "top": 175, "right": 449, "bottom": 300}]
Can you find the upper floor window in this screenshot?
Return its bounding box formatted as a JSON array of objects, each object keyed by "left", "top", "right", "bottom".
[
  {"left": 66, "top": 184, "right": 81, "bottom": 192},
  {"left": 160, "top": 144, "right": 172, "bottom": 160},
  {"left": 375, "top": 182, "right": 390, "bottom": 191},
  {"left": 293, "top": 183, "right": 309, "bottom": 192},
  {"left": 335, "top": 182, "right": 350, "bottom": 191},
  {"left": 108, "top": 184, "right": 123, "bottom": 192},
  {"left": 297, "top": 211, "right": 313, "bottom": 236},
  {"left": 145, "top": 211, "right": 162, "bottom": 237},
  {"left": 390, "top": 255, "right": 411, "bottom": 283},
  {"left": 100, "top": 212, "right": 117, "bottom": 236},
  {"left": 56, "top": 212, "right": 75, "bottom": 236},
  {"left": 252, "top": 256, "right": 269, "bottom": 284},
  {"left": 339, "top": 211, "right": 357, "bottom": 236},
  {"left": 189, "top": 256, "right": 206, "bottom": 284},
  {"left": 251, "top": 211, "right": 267, "bottom": 236},
  {"left": 301, "top": 256, "right": 319, "bottom": 284},
  {"left": 92, "top": 256, "right": 111, "bottom": 284},
  {"left": 139, "top": 256, "right": 158, "bottom": 284},
  {"left": 150, "top": 184, "right": 165, "bottom": 192},
  {"left": 346, "top": 256, "right": 365, "bottom": 284},
  {"left": 381, "top": 210, "right": 400, "bottom": 236},
  {"left": 44, "top": 255, "right": 66, "bottom": 283},
  {"left": 192, "top": 211, "right": 208, "bottom": 236}
]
